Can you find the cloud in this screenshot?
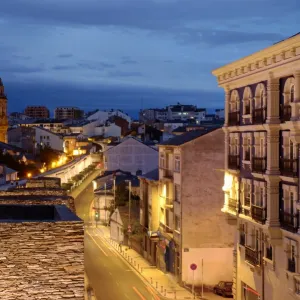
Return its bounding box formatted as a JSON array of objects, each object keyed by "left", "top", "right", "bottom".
[
  {"left": 107, "top": 71, "right": 144, "bottom": 77},
  {"left": 12, "top": 55, "right": 31, "bottom": 60},
  {"left": 52, "top": 65, "right": 77, "bottom": 70},
  {"left": 57, "top": 53, "right": 73, "bottom": 58},
  {"left": 77, "top": 61, "right": 115, "bottom": 71},
  {"left": 0, "top": 60, "right": 44, "bottom": 74},
  {"left": 121, "top": 58, "right": 138, "bottom": 65}
]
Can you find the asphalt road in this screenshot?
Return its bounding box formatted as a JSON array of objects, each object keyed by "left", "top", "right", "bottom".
[{"left": 75, "top": 182, "right": 161, "bottom": 300}]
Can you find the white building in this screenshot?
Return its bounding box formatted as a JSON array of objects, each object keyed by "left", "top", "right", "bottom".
[
  {"left": 87, "top": 109, "right": 131, "bottom": 125},
  {"left": 212, "top": 32, "right": 300, "bottom": 300},
  {"left": 34, "top": 127, "right": 64, "bottom": 152},
  {"left": 215, "top": 109, "right": 225, "bottom": 119},
  {"left": 94, "top": 123, "right": 121, "bottom": 138},
  {"left": 104, "top": 137, "right": 158, "bottom": 175}
]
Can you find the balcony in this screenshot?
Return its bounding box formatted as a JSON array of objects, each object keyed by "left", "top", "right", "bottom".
[
  {"left": 228, "top": 198, "right": 238, "bottom": 213},
  {"left": 228, "top": 155, "right": 240, "bottom": 170},
  {"left": 251, "top": 205, "right": 266, "bottom": 224},
  {"left": 162, "top": 168, "right": 173, "bottom": 180},
  {"left": 281, "top": 104, "right": 291, "bottom": 122},
  {"left": 280, "top": 211, "right": 299, "bottom": 233},
  {"left": 252, "top": 157, "right": 266, "bottom": 173},
  {"left": 244, "top": 197, "right": 251, "bottom": 207},
  {"left": 253, "top": 107, "right": 266, "bottom": 124},
  {"left": 159, "top": 221, "right": 173, "bottom": 234},
  {"left": 280, "top": 158, "right": 298, "bottom": 177},
  {"left": 288, "top": 258, "right": 296, "bottom": 273},
  {"left": 228, "top": 111, "right": 240, "bottom": 126},
  {"left": 164, "top": 197, "right": 174, "bottom": 210},
  {"left": 245, "top": 246, "right": 259, "bottom": 266}
]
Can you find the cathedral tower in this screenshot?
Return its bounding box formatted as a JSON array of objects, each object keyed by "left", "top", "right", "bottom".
[{"left": 0, "top": 78, "right": 8, "bottom": 143}]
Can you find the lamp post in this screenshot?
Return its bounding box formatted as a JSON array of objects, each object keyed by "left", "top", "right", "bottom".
[
  {"left": 104, "top": 182, "right": 107, "bottom": 225},
  {"left": 113, "top": 174, "right": 116, "bottom": 211}
]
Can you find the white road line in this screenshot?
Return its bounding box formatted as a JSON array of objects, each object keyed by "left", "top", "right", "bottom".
[{"left": 86, "top": 231, "right": 108, "bottom": 257}]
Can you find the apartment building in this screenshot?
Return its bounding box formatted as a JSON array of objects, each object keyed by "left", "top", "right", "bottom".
[
  {"left": 24, "top": 106, "right": 50, "bottom": 119},
  {"left": 212, "top": 33, "right": 300, "bottom": 300},
  {"left": 54, "top": 106, "right": 83, "bottom": 120},
  {"left": 139, "top": 129, "right": 235, "bottom": 286}
]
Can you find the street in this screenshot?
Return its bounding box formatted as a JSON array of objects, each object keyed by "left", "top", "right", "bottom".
[{"left": 75, "top": 182, "right": 161, "bottom": 300}]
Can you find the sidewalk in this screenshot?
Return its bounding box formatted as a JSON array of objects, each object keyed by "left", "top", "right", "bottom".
[{"left": 95, "top": 225, "right": 222, "bottom": 300}]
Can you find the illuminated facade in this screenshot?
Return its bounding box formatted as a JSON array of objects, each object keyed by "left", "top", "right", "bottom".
[
  {"left": 212, "top": 33, "right": 300, "bottom": 300},
  {"left": 0, "top": 78, "right": 8, "bottom": 143}
]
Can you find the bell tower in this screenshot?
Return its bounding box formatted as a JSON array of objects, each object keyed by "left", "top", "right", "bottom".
[{"left": 0, "top": 78, "right": 8, "bottom": 143}]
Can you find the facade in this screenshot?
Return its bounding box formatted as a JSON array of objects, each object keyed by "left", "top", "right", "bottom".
[
  {"left": 215, "top": 109, "right": 225, "bottom": 119},
  {"left": 167, "top": 104, "right": 197, "bottom": 120},
  {"left": 139, "top": 129, "right": 235, "bottom": 286},
  {"left": 0, "top": 78, "right": 8, "bottom": 143},
  {"left": 88, "top": 109, "right": 132, "bottom": 125},
  {"left": 212, "top": 33, "right": 300, "bottom": 300},
  {"left": 94, "top": 123, "right": 121, "bottom": 138},
  {"left": 34, "top": 127, "right": 64, "bottom": 152},
  {"left": 20, "top": 120, "right": 65, "bottom": 133},
  {"left": 7, "top": 127, "right": 36, "bottom": 153},
  {"left": 54, "top": 106, "right": 83, "bottom": 120},
  {"left": 24, "top": 106, "right": 50, "bottom": 119},
  {"left": 104, "top": 137, "right": 158, "bottom": 175}
]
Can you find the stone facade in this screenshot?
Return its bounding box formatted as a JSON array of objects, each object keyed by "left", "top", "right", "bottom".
[
  {"left": 212, "top": 33, "right": 300, "bottom": 300},
  {"left": 0, "top": 220, "right": 84, "bottom": 299},
  {"left": 26, "top": 178, "right": 61, "bottom": 188}
]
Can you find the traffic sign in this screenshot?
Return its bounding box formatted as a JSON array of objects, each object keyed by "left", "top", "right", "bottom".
[{"left": 190, "top": 263, "right": 197, "bottom": 271}]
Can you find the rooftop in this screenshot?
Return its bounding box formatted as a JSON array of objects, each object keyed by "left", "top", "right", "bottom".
[
  {"left": 159, "top": 128, "right": 218, "bottom": 146},
  {"left": 0, "top": 204, "right": 81, "bottom": 223},
  {"left": 138, "top": 168, "right": 159, "bottom": 181}
]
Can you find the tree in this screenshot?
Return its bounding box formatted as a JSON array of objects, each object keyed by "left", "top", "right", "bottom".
[{"left": 39, "top": 145, "right": 60, "bottom": 167}]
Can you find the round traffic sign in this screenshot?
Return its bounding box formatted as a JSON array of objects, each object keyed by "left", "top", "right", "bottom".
[{"left": 190, "top": 263, "right": 197, "bottom": 271}]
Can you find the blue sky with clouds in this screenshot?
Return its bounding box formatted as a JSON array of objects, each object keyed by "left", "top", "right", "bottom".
[{"left": 1, "top": 0, "right": 299, "bottom": 117}]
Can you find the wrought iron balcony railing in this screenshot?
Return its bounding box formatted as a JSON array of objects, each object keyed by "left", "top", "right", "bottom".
[
  {"left": 228, "top": 155, "right": 240, "bottom": 170},
  {"left": 244, "top": 197, "right": 251, "bottom": 207},
  {"left": 245, "top": 246, "right": 260, "bottom": 266},
  {"left": 281, "top": 104, "right": 291, "bottom": 122},
  {"left": 280, "top": 211, "right": 299, "bottom": 233},
  {"left": 288, "top": 258, "right": 296, "bottom": 273},
  {"left": 251, "top": 205, "right": 266, "bottom": 224},
  {"left": 280, "top": 158, "right": 298, "bottom": 177},
  {"left": 252, "top": 157, "right": 266, "bottom": 173},
  {"left": 252, "top": 107, "right": 266, "bottom": 124},
  {"left": 228, "top": 111, "right": 240, "bottom": 126}
]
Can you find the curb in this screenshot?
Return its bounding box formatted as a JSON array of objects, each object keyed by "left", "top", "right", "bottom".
[{"left": 102, "top": 232, "right": 201, "bottom": 300}]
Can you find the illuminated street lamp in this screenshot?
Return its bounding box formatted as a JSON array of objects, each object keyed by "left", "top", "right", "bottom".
[{"left": 27, "top": 173, "right": 32, "bottom": 178}]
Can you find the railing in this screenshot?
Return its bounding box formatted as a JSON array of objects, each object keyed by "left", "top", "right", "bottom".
[
  {"left": 244, "top": 197, "right": 251, "bottom": 207},
  {"left": 228, "top": 111, "right": 240, "bottom": 126},
  {"left": 251, "top": 205, "right": 266, "bottom": 224},
  {"left": 266, "top": 246, "right": 272, "bottom": 260},
  {"left": 228, "top": 155, "right": 240, "bottom": 170},
  {"left": 280, "top": 211, "right": 299, "bottom": 233},
  {"left": 228, "top": 198, "right": 238, "bottom": 213},
  {"left": 253, "top": 107, "right": 266, "bottom": 124},
  {"left": 240, "top": 232, "right": 245, "bottom": 246},
  {"left": 245, "top": 246, "right": 259, "bottom": 266},
  {"left": 281, "top": 104, "right": 291, "bottom": 122},
  {"left": 252, "top": 157, "right": 266, "bottom": 173},
  {"left": 280, "top": 158, "right": 298, "bottom": 177},
  {"left": 288, "top": 258, "right": 296, "bottom": 273}
]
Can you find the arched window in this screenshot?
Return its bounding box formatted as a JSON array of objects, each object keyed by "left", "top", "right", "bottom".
[
  {"left": 259, "top": 90, "right": 264, "bottom": 108},
  {"left": 291, "top": 85, "right": 295, "bottom": 102}
]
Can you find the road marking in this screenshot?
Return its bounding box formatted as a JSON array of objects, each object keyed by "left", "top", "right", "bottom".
[
  {"left": 132, "top": 287, "right": 147, "bottom": 300},
  {"left": 147, "top": 286, "right": 160, "bottom": 300},
  {"left": 125, "top": 269, "right": 133, "bottom": 272},
  {"left": 86, "top": 231, "right": 108, "bottom": 257}
]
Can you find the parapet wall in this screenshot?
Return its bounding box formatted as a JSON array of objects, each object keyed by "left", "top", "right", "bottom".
[
  {"left": 0, "top": 221, "right": 84, "bottom": 300},
  {"left": 0, "top": 188, "right": 67, "bottom": 197},
  {"left": 26, "top": 177, "right": 61, "bottom": 188}
]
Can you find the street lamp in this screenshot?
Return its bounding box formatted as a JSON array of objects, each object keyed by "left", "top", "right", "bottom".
[{"left": 125, "top": 180, "right": 132, "bottom": 248}]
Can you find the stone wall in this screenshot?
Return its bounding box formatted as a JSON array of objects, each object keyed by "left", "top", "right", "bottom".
[
  {"left": 0, "top": 221, "right": 84, "bottom": 300},
  {"left": 0, "top": 188, "right": 67, "bottom": 197},
  {"left": 0, "top": 196, "right": 76, "bottom": 213},
  {"left": 26, "top": 178, "right": 61, "bottom": 188}
]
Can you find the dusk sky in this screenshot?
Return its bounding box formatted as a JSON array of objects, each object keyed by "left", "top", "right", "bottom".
[{"left": 1, "top": 0, "right": 299, "bottom": 117}]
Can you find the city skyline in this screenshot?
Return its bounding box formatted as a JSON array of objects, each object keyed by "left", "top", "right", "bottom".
[{"left": 1, "top": 0, "right": 299, "bottom": 112}]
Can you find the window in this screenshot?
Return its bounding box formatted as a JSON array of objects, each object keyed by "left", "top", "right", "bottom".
[
  {"left": 239, "top": 223, "right": 246, "bottom": 246},
  {"left": 243, "top": 181, "right": 251, "bottom": 207},
  {"left": 285, "top": 239, "right": 297, "bottom": 273},
  {"left": 265, "top": 243, "right": 273, "bottom": 261},
  {"left": 174, "top": 157, "right": 180, "bottom": 172},
  {"left": 229, "top": 134, "right": 239, "bottom": 155},
  {"left": 175, "top": 215, "right": 181, "bottom": 232},
  {"left": 175, "top": 184, "right": 180, "bottom": 203},
  {"left": 291, "top": 85, "right": 295, "bottom": 102},
  {"left": 242, "top": 134, "right": 252, "bottom": 161},
  {"left": 159, "top": 154, "right": 165, "bottom": 169}
]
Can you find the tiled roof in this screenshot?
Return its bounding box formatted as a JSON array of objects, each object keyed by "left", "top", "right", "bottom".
[{"left": 159, "top": 128, "right": 218, "bottom": 146}]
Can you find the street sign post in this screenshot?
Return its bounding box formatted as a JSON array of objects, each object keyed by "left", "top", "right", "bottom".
[{"left": 190, "top": 263, "right": 197, "bottom": 297}]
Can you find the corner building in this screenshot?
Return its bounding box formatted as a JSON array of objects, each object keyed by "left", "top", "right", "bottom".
[{"left": 212, "top": 33, "right": 300, "bottom": 300}]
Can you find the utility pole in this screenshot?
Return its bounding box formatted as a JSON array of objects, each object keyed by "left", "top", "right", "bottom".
[
  {"left": 113, "top": 175, "right": 116, "bottom": 211},
  {"left": 105, "top": 182, "right": 107, "bottom": 225},
  {"left": 128, "top": 180, "right": 132, "bottom": 226}
]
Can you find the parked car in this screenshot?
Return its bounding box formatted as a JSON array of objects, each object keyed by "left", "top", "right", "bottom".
[{"left": 213, "top": 281, "right": 233, "bottom": 297}]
